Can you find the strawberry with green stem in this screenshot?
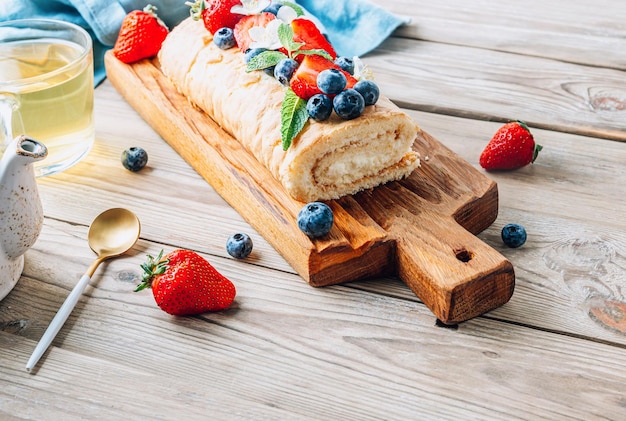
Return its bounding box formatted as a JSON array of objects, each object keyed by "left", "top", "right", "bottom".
[
  {"left": 136, "top": 249, "right": 236, "bottom": 316},
  {"left": 188, "top": 0, "right": 243, "bottom": 34},
  {"left": 113, "top": 5, "right": 169, "bottom": 64},
  {"left": 479, "top": 120, "right": 543, "bottom": 170}
]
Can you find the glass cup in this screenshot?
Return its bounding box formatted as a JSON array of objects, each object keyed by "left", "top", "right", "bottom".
[{"left": 0, "top": 19, "right": 95, "bottom": 177}]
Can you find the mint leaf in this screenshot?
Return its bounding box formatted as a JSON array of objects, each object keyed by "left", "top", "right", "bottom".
[
  {"left": 294, "top": 48, "right": 333, "bottom": 61},
  {"left": 278, "top": 23, "right": 303, "bottom": 57},
  {"left": 281, "top": 1, "right": 305, "bottom": 16},
  {"left": 281, "top": 88, "right": 308, "bottom": 150},
  {"left": 246, "top": 50, "right": 288, "bottom": 72},
  {"left": 276, "top": 22, "right": 332, "bottom": 61}
]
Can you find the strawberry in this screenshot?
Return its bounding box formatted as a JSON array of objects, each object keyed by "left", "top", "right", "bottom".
[
  {"left": 136, "top": 249, "right": 236, "bottom": 316},
  {"left": 291, "top": 18, "right": 336, "bottom": 60},
  {"left": 189, "top": 0, "right": 242, "bottom": 34},
  {"left": 113, "top": 5, "right": 169, "bottom": 64},
  {"left": 233, "top": 12, "right": 276, "bottom": 52},
  {"left": 479, "top": 120, "right": 543, "bottom": 170},
  {"left": 290, "top": 55, "right": 357, "bottom": 100}
]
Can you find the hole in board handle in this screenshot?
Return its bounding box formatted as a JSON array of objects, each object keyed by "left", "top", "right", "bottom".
[{"left": 455, "top": 248, "right": 473, "bottom": 263}]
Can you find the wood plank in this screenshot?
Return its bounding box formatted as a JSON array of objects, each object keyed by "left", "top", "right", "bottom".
[
  {"left": 36, "top": 81, "right": 626, "bottom": 344},
  {"left": 103, "top": 51, "right": 515, "bottom": 324},
  {"left": 377, "top": 0, "right": 626, "bottom": 70},
  {"left": 408, "top": 111, "right": 626, "bottom": 229},
  {"left": 41, "top": 80, "right": 297, "bottom": 275},
  {"left": 358, "top": 111, "right": 626, "bottom": 344},
  {"left": 2, "top": 3, "right": 624, "bottom": 418},
  {"left": 366, "top": 38, "right": 626, "bottom": 141},
  {"left": 1, "top": 219, "right": 625, "bottom": 420}
]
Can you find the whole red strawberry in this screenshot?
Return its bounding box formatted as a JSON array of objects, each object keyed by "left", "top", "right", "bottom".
[
  {"left": 135, "top": 249, "right": 236, "bottom": 316},
  {"left": 113, "top": 5, "right": 169, "bottom": 64},
  {"left": 189, "top": 0, "right": 243, "bottom": 34},
  {"left": 479, "top": 120, "right": 542, "bottom": 170}
]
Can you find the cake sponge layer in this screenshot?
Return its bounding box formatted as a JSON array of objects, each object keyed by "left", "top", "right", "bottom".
[{"left": 159, "top": 18, "right": 419, "bottom": 202}]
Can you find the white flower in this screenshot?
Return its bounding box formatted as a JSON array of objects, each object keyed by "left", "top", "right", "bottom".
[
  {"left": 248, "top": 19, "right": 283, "bottom": 50},
  {"left": 353, "top": 56, "right": 375, "bottom": 81},
  {"left": 231, "top": 0, "right": 271, "bottom": 16},
  {"left": 276, "top": 5, "right": 298, "bottom": 23}
]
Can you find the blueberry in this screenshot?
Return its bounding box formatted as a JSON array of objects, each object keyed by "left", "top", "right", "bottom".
[
  {"left": 501, "top": 223, "right": 527, "bottom": 248},
  {"left": 274, "top": 58, "right": 299, "bottom": 86},
  {"left": 121, "top": 147, "right": 148, "bottom": 172},
  {"left": 306, "top": 94, "right": 333, "bottom": 121},
  {"left": 333, "top": 89, "right": 365, "bottom": 120},
  {"left": 317, "top": 69, "right": 347, "bottom": 95},
  {"left": 213, "top": 27, "right": 236, "bottom": 50},
  {"left": 244, "top": 47, "right": 268, "bottom": 63},
  {"left": 262, "top": 2, "right": 282, "bottom": 15},
  {"left": 226, "top": 233, "right": 253, "bottom": 258},
  {"left": 354, "top": 80, "right": 380, "bottom": 106},
  {"left": 297, "top": 202, "right": 334, "bottom": 238},
  {"left": 334, "top": 56, "right": 354, "bottom": 75}
]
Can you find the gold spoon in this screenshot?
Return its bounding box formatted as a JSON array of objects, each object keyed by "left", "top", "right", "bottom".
[{"left": 26, "top": 208, "right": 141, "bottom": 372}]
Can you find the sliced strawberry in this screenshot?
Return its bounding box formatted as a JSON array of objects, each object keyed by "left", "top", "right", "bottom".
[
  {"left": 290, "top": 55, "right": 357, "bottom": 100},
  {"left": 233, "top": 12, "right": 276, "bottom": 52},
  {"left": 291, "top": 18, "right": 336, "bottom": 60},
  {"left": 197, "top": 0, "right": 242, "bottom": 34}
]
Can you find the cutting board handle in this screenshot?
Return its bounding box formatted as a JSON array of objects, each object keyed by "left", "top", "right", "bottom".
[{"left": 395, "top": 212, "right": 515, "bottom": 324}]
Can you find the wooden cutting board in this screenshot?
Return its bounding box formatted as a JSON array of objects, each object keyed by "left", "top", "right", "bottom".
[{"left": 105, "top": 51, "right": 514, "bottom": 324}]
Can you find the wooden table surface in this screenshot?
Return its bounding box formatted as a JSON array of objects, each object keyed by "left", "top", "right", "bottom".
[{"left": 2, "top": 1, "right": 625, "bottom": 419}]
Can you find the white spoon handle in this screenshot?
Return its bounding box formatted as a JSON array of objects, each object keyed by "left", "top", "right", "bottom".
[{"left": 26, "top": 273, "right": 92, "bottom": 372}]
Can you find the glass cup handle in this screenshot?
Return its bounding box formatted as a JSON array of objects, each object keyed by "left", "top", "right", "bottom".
[{"left": 0, "top": 94, "right": 22, "bottom": 155}]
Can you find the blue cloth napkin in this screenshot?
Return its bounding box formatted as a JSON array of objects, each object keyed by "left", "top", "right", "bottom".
[
  {"left": 0, "top": 0, "right": 407, "bottom": 85},
  {"left": 296, "top": 0, "right": 407, "bottom": 58}
]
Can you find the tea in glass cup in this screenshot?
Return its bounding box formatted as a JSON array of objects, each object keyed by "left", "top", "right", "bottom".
[{"left": 0, "top": 19, "right": 95, "bottom": 177}]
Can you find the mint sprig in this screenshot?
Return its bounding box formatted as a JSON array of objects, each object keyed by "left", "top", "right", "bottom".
[
  {"left": 243, "top": 19, "right": 335, "bottom": 150},
  {"left": 278, "top": 23, "right": 303, "bottom": 58},
  {"left": 281, "top": 88, "right": 308, "bottom": 150}
]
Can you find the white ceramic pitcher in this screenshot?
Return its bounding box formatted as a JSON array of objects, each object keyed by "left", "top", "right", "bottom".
[{"left": 0, "top": 135, "right": 47, "bottom": 301}]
